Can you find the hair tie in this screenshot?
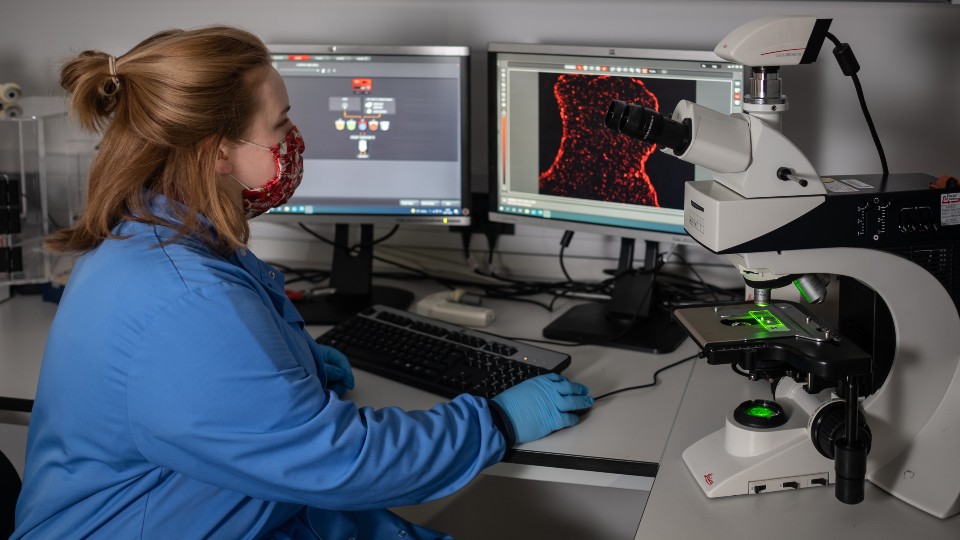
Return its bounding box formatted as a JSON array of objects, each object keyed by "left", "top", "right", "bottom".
[{"left": 105, "top": 55, "right": 121, "bottom": 95}]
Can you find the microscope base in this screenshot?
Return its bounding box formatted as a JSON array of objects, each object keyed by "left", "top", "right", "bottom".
[
  {"left": 683, "top": 393, "right": 836, "bottom": 499},
  {"left": 867, "top": 368, "right": 960, "bottom": 519},
  {"left": 683, "top": 427, "right": 834, "bottom": 499}
]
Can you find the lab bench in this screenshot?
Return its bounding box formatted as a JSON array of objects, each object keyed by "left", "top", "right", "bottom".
[{"left": 1, "top": 283, "right": 957, "bottom": 539}]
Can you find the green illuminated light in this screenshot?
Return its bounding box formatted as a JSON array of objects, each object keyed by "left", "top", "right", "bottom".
[
  {"left": 748, "top": 309, "right": 788, "bottom": 332},
  {"left": 745, "top": 406, "right": 777, "bottom": 418}
]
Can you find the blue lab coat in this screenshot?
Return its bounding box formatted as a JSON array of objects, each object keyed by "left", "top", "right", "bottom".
[{"left": 14, "top": 196, "right": 507, "bottom": 539}]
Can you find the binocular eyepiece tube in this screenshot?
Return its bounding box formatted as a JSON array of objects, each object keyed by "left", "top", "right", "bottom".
[{"left": 604, "top": 100, "right": 692, "bottom": 155}]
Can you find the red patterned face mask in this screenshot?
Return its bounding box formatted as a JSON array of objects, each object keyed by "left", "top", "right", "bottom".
[{"left": 232, "top": 126, "right": 305, "bottom": 219}]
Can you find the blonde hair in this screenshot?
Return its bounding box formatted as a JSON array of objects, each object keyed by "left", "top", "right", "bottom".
[{"left": 47, "top": 25, "right": 271, "bottom": 254}]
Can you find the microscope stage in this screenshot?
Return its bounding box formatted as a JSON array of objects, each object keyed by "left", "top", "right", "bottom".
[
  {"left": 675, "top": 301, "right": 829, "bottom": 345},
  {"left": 673, "top": 301, "right": 872, "bottom": 379}
]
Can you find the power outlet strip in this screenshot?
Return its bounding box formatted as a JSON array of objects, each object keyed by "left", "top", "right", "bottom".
[{"left": 415, "top": 291, "right": 495, "bottom": 327}]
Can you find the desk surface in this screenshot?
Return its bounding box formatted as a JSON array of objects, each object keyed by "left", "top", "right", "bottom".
[
  {"left": 3, "top": 289, "right": 959, "bottom": 538},
  {"left": 0, "top": 290, "right": 694, "bottom": 479},
  {"left": 315, "top": 296, "right": 699, "bottom": 485}
]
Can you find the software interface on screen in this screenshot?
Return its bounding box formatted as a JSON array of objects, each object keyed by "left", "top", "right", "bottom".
[
  {"left": 492, "top": 47, "right": 744, "bottom": 235},
  {"left": 267, "top": 47, "right": 469, "bottom": 224}
]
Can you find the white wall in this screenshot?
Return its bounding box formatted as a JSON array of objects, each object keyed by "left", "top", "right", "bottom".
[
  {"left": 3, "top": 1, "right": 959, "bottom": 181},
  {"left": 2, "top": 0, "right": 959, "bottom": 281}
]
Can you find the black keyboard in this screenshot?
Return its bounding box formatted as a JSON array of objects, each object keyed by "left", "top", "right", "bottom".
[{"left": 315, "top": 305, "right": 571, "bottom": 399}]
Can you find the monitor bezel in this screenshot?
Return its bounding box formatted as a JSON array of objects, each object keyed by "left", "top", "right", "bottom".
[
  {"left": 487, "top": 42, "right": 741, "bottom": 245},
  {"left": 263, "top": 44, "right": 472, "bottom": 226}
]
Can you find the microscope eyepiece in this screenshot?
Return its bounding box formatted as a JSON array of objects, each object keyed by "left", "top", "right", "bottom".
[
  {"left": 604, "top": 100, "right": 627, "bottom": 130},
  {"left": 604, "top": 100, "right": 692, "bottom": 155}
]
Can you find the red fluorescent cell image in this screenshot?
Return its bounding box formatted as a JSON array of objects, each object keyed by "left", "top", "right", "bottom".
[{"left": 538, "top": 74, "right": 695, "bottom": 210}]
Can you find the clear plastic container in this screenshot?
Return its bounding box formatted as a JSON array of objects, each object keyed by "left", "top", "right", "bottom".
[{"left": 1, "top": 111, "right": 87, "bottom": 287}]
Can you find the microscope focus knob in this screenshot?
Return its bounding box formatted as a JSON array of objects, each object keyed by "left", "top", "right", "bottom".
[
  {"left": 809, "top": 398, "right": 873, "bottom": 504},
  {"left": 809, "top": 398, "right": 872, "bottom": 460}
]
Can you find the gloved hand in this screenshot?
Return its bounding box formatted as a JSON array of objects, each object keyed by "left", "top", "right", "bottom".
[
  {"left": 491, "top": 373, "right": 593, "bottom": 445},
  {"left": 319, "top": 346, "right": 355, "bottom": 397}
]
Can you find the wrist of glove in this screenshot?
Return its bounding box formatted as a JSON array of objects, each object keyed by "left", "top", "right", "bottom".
[
  {"left": 319, "top": 346, "right": 355, "bottom": 398},
  {"left": 491, "top": 373, "right": 593, "bottom": 445}
]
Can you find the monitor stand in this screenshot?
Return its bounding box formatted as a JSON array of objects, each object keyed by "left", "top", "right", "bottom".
[
  {"left": 542, "top": 238, "right": 687, "bottom": 354},
  {"left": 292, "top": 224, "right": 414, "bottom": 325}
]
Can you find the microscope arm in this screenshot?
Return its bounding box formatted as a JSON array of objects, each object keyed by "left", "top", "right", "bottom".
[
  {"left": 610, "top": 14, "right": 959, "bottom": 519},
  {"left": 732, "top": 247, "right": 960, "bottom": 518}
]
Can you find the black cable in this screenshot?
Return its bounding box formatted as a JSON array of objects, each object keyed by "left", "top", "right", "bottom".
[
  {"left": 287, "top": 222, "right": 727, "bottom": 322},
  {"left": 484, "top": 231, "right": 499, "bottom": 265},
  {"left": 459, "top": 230, "right": 472, "bottom": 261},
  {"left": 494, "top": 242, "right": 739, "bottom": 348},
  {"left": 492, "top": 295, "right": 557, "bottom": 312},
  {"left": 825, "top": 32, "right": 889, "bottom": 176},
  {"left": 474, "top": 271, "right": 565, "bottom": 311},
  {"left": 293, "top": 222, "right": 461, "bottom": 293},
  {"left": 273, "top": 248, "right": 726, "bottom": 315},
  {"left": 848, "top": 73, "right": 888, "bottom": 176},
  {"left": 266, "top": 262, "right": 330, "bottom": 285},
  {"left": 665, "top": 251, "right": 721, "bottom": 303},
  {"left": 474, "top": 268, "right": 585, "bottom": 296},
  {"left": 590, "top": 262, "right": 662, "bottom": 345},
  {"left": 559, "top": 230, "right": 575, "bottom": 283},
  {"left": 370, "top": 252, "right": 456, "bottom": 290},
  {"left": 732, "top": 363, "right": 751, "bottom": 379},
  {"left": 593, "top": 353, "right": 699, "bottom": 400},
  {"left": 297, "top": 222, "right": 400, "bottom": 253},
  {"left": 501, "top": 254, "right": 665, "bottom": 348}
]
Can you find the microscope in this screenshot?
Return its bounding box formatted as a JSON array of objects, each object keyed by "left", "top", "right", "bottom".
[{"left": 605, "top": 17, "right": 960, "bottom": 518}]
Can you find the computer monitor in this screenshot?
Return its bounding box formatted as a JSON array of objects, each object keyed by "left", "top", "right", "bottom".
[
  {"left": 489, "top": 43, "right": 745, "bottom": 352},
  {"left": 265, "top": 45, "right": 471, "bottom": 323}
]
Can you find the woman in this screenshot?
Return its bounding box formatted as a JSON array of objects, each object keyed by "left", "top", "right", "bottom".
[{"left": 13, "top": 26, "right": 592, "bottom": 539}]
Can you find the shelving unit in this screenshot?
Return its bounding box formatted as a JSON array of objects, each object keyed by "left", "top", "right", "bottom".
[{"left": 1, "top": 111, "right": 86, "bottom": 293}]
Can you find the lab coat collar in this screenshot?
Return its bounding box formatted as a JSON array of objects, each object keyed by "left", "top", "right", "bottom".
[
  {"left": 230, "top": 248, "right": 304, "bottom": 327},
  {"left": 136, "top": 194, "right": 305, "bottom": 326}
]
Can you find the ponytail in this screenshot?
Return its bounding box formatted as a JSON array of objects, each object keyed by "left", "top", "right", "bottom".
[
  {"left": 48, "top": 26, "right": 269, "bottom": 254},
  {"left": 59, "top": 51, "right": 123, "bottom": 133}
]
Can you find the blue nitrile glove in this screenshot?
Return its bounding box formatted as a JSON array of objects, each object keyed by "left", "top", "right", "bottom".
[
  {"left": 491, "top": 373, "right": 593, "bottom": 445},
  {"left": 319, "top": 346, "right": 355, "bottom": 397}
]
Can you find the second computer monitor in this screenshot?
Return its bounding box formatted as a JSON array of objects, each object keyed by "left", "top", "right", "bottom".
[
  {"left": 489, "top": 43, "right": 743, "bottom": 238},
  {"left": 489, "top": 43, "right": 745, "bottom": 352}
]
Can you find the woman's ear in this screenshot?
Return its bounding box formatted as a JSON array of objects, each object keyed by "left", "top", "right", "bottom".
[{"left": 214, "top": 141, "right": 233, "bottom": 175}]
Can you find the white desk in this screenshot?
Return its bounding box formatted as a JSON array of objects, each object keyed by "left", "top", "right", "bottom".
[
  {"left": 3, "top": 289, "right": 959, "bottom": 538},
  {"left": 323, "top": 294, "right": 699, "bottom": 491},
  {"left": 0, "top": 290, "right": 694, "bottom": 491}
]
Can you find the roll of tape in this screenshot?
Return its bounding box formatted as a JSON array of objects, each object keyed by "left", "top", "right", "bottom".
[
  {"left": 0, "top": 82, "right": 22, "bottom": 103},
  {"left": 1, "top": 103, "right": 23, "bottom": 119}
]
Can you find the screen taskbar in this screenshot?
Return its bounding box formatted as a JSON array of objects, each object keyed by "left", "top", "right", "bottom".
[
  {"left": 496, "top": 203, "right": 685, "bottom": 234},
  {"left": 267, "top": 204, "right": 465, "bottom": 217}
]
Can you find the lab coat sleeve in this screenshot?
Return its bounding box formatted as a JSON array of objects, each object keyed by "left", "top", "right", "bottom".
[{"left": 125, "top": 281, "right": 507, "bottom": 510}]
